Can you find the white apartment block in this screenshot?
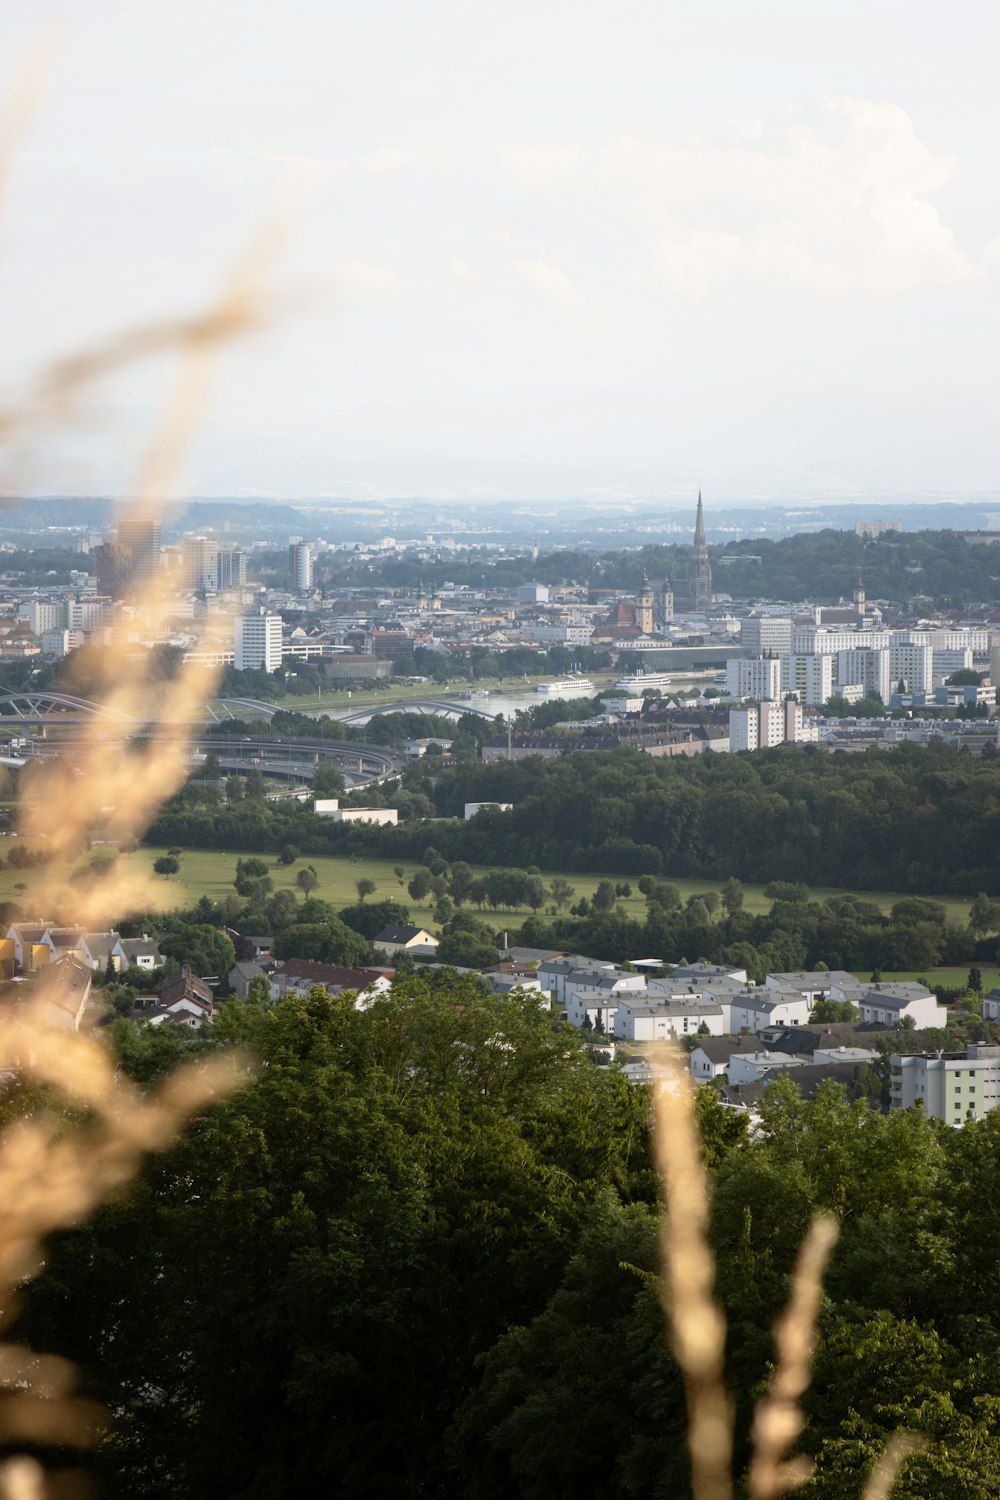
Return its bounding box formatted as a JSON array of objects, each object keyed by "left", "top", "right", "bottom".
[
  {"left": 780, "top": 654, "right": 834, "bottom": 706},
  {"left": 516, "top": 583, "right": 550, "bottom": 604},
  {"left": 19, "top": 599, "right": 66, "bottom": 634},
  {"left": 741, "top": 616, "right": 794, "bottom": 656},
  {"left": 526, "top": 624, "right": 594, "bottom": 645},
  {"left": 932, "top": 648, "right": 973, "bottom": 682},
  {"left": 897, "top": 628, "right": 989, "bottom": 655},
  {"left": 794, "top": 627, "right": 891, "bottom": 655},
  {"left": 837, "top": 648, "right": 882, "bottom": 697},
  {"left": 878, "top": 643, "right": 933, "bottom": 699},
  {"left": 726, "top": 657, "right": 782, "bottom": 701},
  {"left": 67, "top": 598, "right": 117, "bottom": 631},
  {"left": 234, "top": 612, "right": 283, "bottom": 672},
  {"left": 890, "top": 1044, "right": 1000, "bottom": 1125},
  {"left": 41, "top": 629, "right": 85, "bottom": 656},
  {"left": 729, "top": 699, "right": 798, "bottom": 752}
]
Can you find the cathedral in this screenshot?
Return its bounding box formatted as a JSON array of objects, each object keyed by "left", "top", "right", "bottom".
[{"left": 596, "top": 495, "right": 708, "bottom": 639}]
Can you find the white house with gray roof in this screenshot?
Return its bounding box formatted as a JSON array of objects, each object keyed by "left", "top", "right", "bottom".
[
  {"left": 728, "top": 988, "right": 812, "bottom": 1033},
  {"left": 614, "top": 997, "right": 725, "bottom": 1042},
  {"left": 858, "top": 982, "right": 946, "bottom": 1029},
  {"left": 689, "top": 1034, "right": 772, "bottom": 1081},
  {"left": 537, "top": 955, "right": 614, "bottom": 1007},
  {"left": 563, "top": 967, "right": 646, "bottom": 1031},
  {"left": 765, "top": 970, "right": 861, "bottom": 1004}
]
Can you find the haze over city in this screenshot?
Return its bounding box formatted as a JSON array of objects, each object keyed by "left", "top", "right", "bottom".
[{"left": 1, "top": 0, "right": 998, "bottom": 501}]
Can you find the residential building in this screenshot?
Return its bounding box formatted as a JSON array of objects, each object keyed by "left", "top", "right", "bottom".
[
  {"left": 234, "top": 611, "right": 283, "bottom": 672},
  {"left": 726, "top": 657, "right": 782, "bottom": 702},
  {"left": 290, "top": 542, "right": 313, "bottom": 591},
  {"left": 372, "top": 925, "right": 439, "bottom": 956},
  {"left": 563, "top": 966, "right": 646, "bottom": 1032},
  {"left": 270, "top": 959, "right": 391, "bottom": 1003},
  {"left": 536, "top": 956, "right": 615, "bottom": 1007},
  {"left": 858, "top": 982, "right": 946, "bottom": 1029},
  {"left": 890, "top": 1043, "right": 1000, "bottom": 1124},
  {"left": 689, "top": 1034, "right": 770, "bottom": 1082},
  {"left": 728, "top": 988, "right": 813, "bottom": 1032},
  {"left": 780, "top": 653, "right": 834, "bottom": 706},
  {"left": 728, "top": 699, "right": 794, "bottom": 752},
  {"left": 613, "top": 997, "right": 725, "bottom": 1042},
  {"left": 741, "top": 615, "right": 793, "bottom": 657}
]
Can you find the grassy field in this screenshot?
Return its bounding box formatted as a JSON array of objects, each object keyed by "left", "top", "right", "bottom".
[
  {"left": 258, "top": 673, "right": 623, "bottom": 716},
  {"left": 869, "top": 968, "right": 1000, "bottom": 991},
  {"left": 0, "top": 844, "right": 973, "bottom": 948}
]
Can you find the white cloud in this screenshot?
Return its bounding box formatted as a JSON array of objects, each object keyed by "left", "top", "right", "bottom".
[
  {"left": 598, "top": 99, "right": 977, "bottom": 293},
  {"left": 452, "top": 258, "right": 477, "bottom": 279},
  {"left": 510, "top": 258, "right": 582, "bottom": 306},
  {"left": 331, "top": 260, "right": 402, "bottom": 293},
  {"left": 361, "top": 147, "right": 423, "bottom": 174},
  {"left": 499, "top": 143, "right": 588, "bottom": 182}
]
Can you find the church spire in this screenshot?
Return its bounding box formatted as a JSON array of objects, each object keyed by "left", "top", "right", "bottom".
[
  {"left": 690, "top": 491, "right": 712, "bottom": 612},
  {"left": 694, "top": 491, "right": 706, "bottom": 550}
]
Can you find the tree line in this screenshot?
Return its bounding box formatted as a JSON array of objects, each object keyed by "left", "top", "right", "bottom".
[
  {"left": 150, "top": 738, "right": 1000, "bottom": 899},
  {"left": 15, "top": 978, "right": 1000, "bottom": 1498}
]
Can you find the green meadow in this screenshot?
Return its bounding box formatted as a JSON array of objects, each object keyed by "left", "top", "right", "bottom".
[{"left": 0, "top": 843, "right": 973, "bottom": 944}]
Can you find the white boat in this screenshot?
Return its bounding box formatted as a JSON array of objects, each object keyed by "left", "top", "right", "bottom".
[
  {"left": 614, "top": 671, "right": 673, "bottom": 692},
  {"left": 535, "top": 678, "right": 596, "bottom": 694}
]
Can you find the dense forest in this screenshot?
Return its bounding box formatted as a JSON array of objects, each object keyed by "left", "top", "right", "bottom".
[
  {"left": 16, "top": 978, "right": 1000, "bottom": 1499},
  {"left": 150, "top": 740, "right": 1000, "bottom": 898}
]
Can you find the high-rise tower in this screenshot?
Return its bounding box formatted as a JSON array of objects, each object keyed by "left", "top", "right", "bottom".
[
  {"left": 689, "top": 491, "right": 712, "bottom": 612},
  {"left": 289, "top": 541, "right": 313, "bottom": 591}
]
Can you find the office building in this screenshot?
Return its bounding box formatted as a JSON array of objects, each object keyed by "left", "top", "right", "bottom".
[
  {"left": 182, "top": 538, "right": 219, "bottom": 592},
  {"left": 117, "top": 517, "right": 161, "bottom": 587}
]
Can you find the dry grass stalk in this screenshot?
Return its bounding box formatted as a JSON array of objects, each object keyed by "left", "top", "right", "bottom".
[
  {"left": 0, "top": 109, "right": 280, "bottom": 1485},
  {"left": 0, "top": 1456, "right": 45, "bottom": 1500},
  {"left": 653, "top": 1058, "right": 734, "bottom": 1500},
  {"left": 747, "top": 1213, "right": 840, "bottom": 1499},
  {"left": 860, "top": 1432, "right": 924, "bottom": 1500},
  {"left": 9, "top": 220, "right": 284, "bottom": 930},
  {"left": 0, "top": 1001, "right": 243, "bottom": 1483},
  {"left": 0, "top": 33, "right": 59, "bottom": 217},
  {"left": 655, "top": 1059, "right": 923, "bottom": 1500}
]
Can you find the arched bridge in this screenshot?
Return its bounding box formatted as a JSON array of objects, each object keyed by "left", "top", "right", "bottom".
[
  {"left": 0, "top": 692, "right": 140, "bottom": 721},
  {"left": 334, "top": 697, "right": 498, "bottom": 724}
]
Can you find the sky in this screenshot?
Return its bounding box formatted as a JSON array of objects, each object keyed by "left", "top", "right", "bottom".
[{"left": 0, "top": 0, "right": 998, "bottom": 501}]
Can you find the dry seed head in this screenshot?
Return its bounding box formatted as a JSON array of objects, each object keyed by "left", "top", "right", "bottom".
[
  {"left": 748, "top": 1213, "right": 840, "bottom": 1500},
  {"left": 653, "top": 1054, "right": 734, "bottom": 1500},
  {"left": 861, "top": 1433, "right": 925, "bottom": 1500}
]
